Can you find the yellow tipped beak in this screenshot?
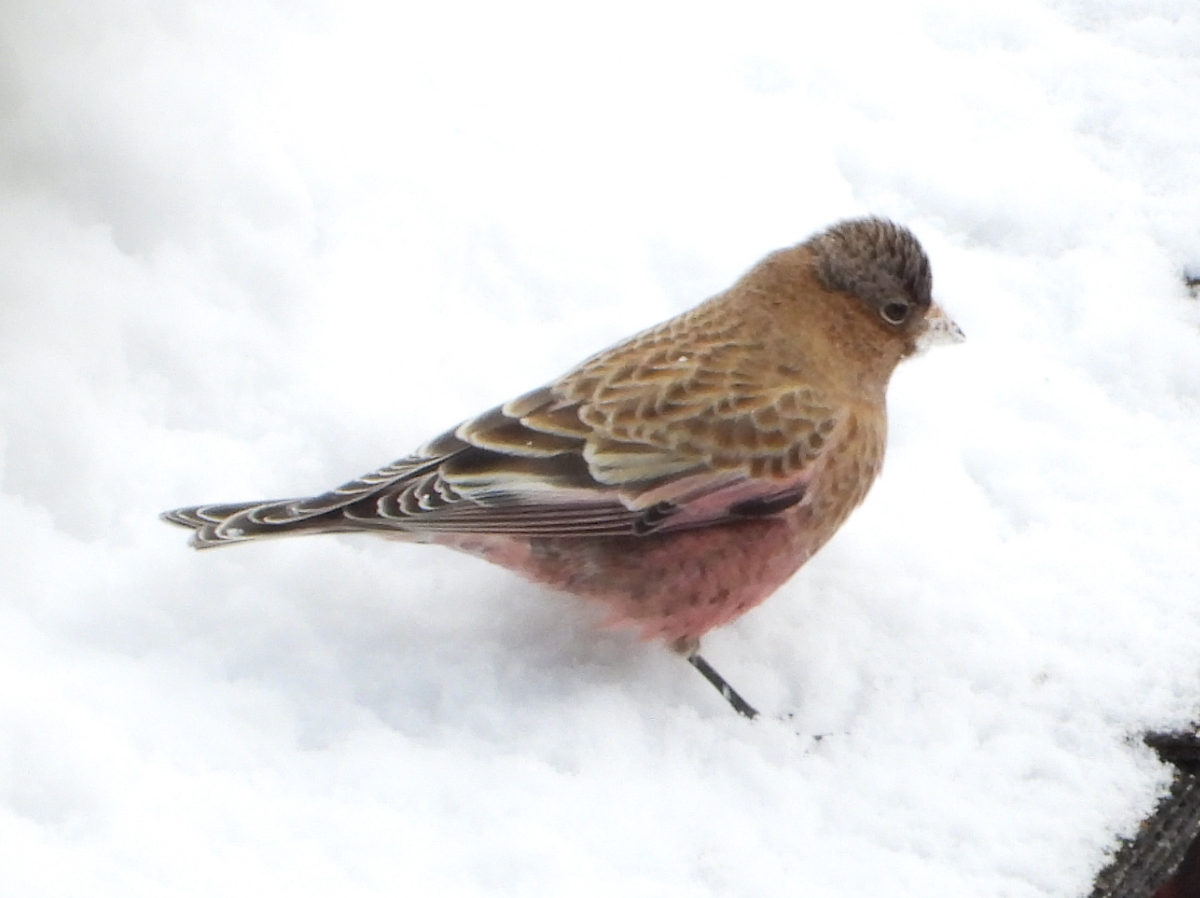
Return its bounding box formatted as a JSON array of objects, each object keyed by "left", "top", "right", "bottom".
[{"left": 921, "top": 302, "right": 965, "bottom": 349}]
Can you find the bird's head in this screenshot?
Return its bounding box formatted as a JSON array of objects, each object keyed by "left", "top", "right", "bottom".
[{"left": 809, "top": 217, "right": 963, "bottom": 360}]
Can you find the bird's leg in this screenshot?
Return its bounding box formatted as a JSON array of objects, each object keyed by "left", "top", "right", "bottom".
[
  {"left": 688, "top": 654, "right": 760, "bottom": 719},
  {"left": 671, "top": 637, "right": 759, "bottom": 720}
]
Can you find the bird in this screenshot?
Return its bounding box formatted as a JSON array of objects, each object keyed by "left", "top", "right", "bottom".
[{"left": 163, "top": 217, "right": 962, "bottom": 719}]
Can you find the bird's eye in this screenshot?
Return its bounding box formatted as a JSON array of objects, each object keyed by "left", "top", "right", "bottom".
[{"left": 880, "top": 301, "right": 910, "bottom": 325}]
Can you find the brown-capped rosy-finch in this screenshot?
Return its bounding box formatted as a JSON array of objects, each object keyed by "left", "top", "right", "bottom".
[{"left": 164, "top": 217, "right": 961, "bottom": 718}]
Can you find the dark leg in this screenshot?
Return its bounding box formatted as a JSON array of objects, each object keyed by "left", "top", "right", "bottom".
[{"left": 686, "top": 653, "right": 759, "bottom": 720}]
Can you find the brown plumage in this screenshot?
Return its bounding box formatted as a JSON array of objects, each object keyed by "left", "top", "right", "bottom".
[{"left": 164, "top": 217, "right": 961, "bottom": 717}]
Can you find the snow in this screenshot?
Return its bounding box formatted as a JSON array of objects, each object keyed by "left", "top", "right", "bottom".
[{"left": 3, "top": 1, "right": 1200, "bottom": 895}]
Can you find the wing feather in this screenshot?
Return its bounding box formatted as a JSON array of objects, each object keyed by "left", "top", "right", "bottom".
[{"left": 167, "top": 317, "right": 849, "bottom": 545}]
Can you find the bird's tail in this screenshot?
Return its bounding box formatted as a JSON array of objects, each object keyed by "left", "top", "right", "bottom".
[
  {"left": 160, "top": 499, "right": 362, "bottom": 549},
  {"left": 162, "top": 453, "right": 443, "bottom": 549}
]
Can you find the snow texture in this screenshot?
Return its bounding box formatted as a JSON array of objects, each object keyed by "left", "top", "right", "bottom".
[{"left": 2, "top": 1, "right": 1200, "bottom": 895}]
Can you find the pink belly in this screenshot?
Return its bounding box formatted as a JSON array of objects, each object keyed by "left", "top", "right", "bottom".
[{"left": 433, "top": 513, "right": 816, "bottom": 644}]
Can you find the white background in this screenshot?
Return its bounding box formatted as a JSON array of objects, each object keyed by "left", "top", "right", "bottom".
[{"left": 2, "top": 1, "right": 1200, "bottom": 895}]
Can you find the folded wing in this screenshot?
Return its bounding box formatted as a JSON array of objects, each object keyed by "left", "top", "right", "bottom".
[{"left": 164, "top": 349, "right": 844, "bottom": 548}]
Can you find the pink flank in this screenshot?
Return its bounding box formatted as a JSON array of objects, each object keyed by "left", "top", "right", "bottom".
[{"left": 433, "top": 506, "right": 817, "bottom": 644}]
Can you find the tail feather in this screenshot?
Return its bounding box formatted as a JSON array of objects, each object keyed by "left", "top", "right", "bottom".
[{"left": 161, "top": 498, "right": 362, "bottom": 549}]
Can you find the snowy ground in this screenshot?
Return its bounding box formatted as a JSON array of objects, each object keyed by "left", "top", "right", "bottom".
[{"left": 3, "top": 1, "right": 1200, "bottom": 895}]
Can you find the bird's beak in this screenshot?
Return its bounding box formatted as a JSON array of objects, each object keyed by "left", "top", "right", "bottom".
[{"left": 919, "top": 302, "right": 965, "bottom": 351}]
